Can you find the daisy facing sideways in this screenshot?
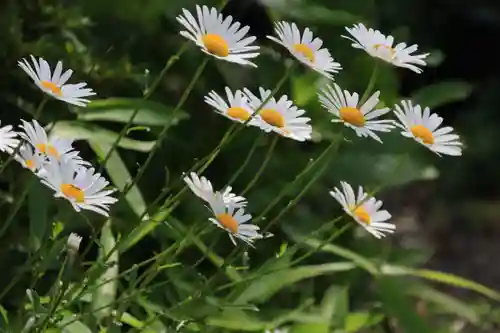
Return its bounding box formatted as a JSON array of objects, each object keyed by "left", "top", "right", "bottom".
[
  {"left": 208, "top": 191, "right": 262, "bottom": 246},
  {"left": 0, "top": 121, "right": 19, "bottom": 153},
  {"left": 318, "top": 83, "right": 395, "bottom": 143},
  {"left": 330, "top": 181, "right": 395, "bottom": 239},
  {"left": 244, "top": 87, "right": 312, "bottom": 142},
  {"left": 343, "top": 23, "right": 429, "bottom": 73},
  {"left": 177, "top": 5, "right": 260, "bottom": 67},
  {"left": 38, "top": 158, "right": 117, "bottom": 217},
  {"left": 267, "top": 21, "right": 342, "bottom": 79},
  {"left": 19, "top": 119, "right": 79, "bottom": 161},
  {"left": 18, "top": 55, "right": 95, "bottom": 106},
  {"left": 204, "top": 87, "right": 261, "bottom": 126},
  {"left": 14, "top": 144, "right": 46, "bottom": 173},
  {"left": 393, "top": 100, "right": 462, "bottom": 156},
  {"left": 183, "top": 172, "right": 247, "bottom": 208}
]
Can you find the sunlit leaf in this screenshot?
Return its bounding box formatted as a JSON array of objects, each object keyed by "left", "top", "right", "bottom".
[
  {"left": 79, "top": 98, "right": 189, "bottom": 126},
  {"left": 89, "top": 141, "right": 147, "bottom": 217},
  {"left": 92, "top": 220, "right": 119, "bottom": 321},
  {"left": 235, "top": 263, "right": 355, "bottom": 303},
  {"left": 50, "top": 121, "right": 155, "bottom": 152}
]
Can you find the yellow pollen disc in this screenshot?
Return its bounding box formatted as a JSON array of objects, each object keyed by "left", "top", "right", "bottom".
[
  {"left": 374, "top": 44, "right": 396, "bottom": 57},
  {"left": 411, "top": 125, "right": 434, "bottom": 144},
  {"left": 227, "top": 107, "right": 251, "bottom": 121},
  {"left": 25, "top": 159, "right": 34, "bottom": 169},
  {"left": 352, "top": 206, "right": 371, "bottom": 225},
  {"left": 36, "top": 143, "right": 47, "bottom": 154},
  {"left": 260, "top": 109, "right": 285, "bottom": 128},
  {"left": 202, "top": 34, "right": 229, "bottom": 57},
  {"left": 339, "top": 107, "right": 365, "bottom": 127},
  {"left": 216, "top": 213, "right": 239, "bottom": 233},
  {"left": 41, "top": 81, "right": 63, "bottom": 96},
  {"left": 293, "top": 43, "right": 315, "bottom": 62},
  {"left": 61, "top": 184, "right": 85, "bottom": 203}
]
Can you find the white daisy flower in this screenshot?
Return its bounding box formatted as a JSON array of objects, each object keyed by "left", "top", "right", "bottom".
[
  {"left": 267, "top": 21, "right": 342, "bottom": 79},
  {"left": 39, "top": 159, "right": 118, "bottom": 217},
  {"left": 330, "top": 181, "right": 395, "bottom": 239},
  {"left": 394, "top": 100, "right": 462, "bottom": 156},
  {"left": 318, "top": 83, "right": 395, "bottom": 143},
  {"left": 19, "top": 120, "right": 79, "bottom": 160},
  {"left": 18, "top": 55, "right": 96, "bottom": 106},
  {"left": 244, "top": 87, "right": 312, "bottom": 142},
  {"left": 343, "top": 23, "right": 429, "bottom": 73},
  {"left": 176, "top": 5, "right": 260, "bottom": 67},
  {"left": 204, "top": 87, "right": 261, "bottom": 126},
  {"left": 208, "top": 192, "right": 262, "bottom": 246},
  {"left": 0, "top": 121, "right": 19, "bottom": 153},
  {"left": 14, "top": 144, "right": 45, "bottom": 172},
  {"left": 183, "top": 172, "right": 247, "bottom": 208}
]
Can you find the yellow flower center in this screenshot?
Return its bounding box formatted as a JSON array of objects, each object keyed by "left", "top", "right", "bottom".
[
  {"left": 227, "top": 107, "right": 251, "bottom": 122},
  {"left": 36, "top": 144, "right": 59, "bottom": 159},
  {"left": 41, "top": 81, "right": 63, "bottom": 96},
  {"left": 411, "top": 125, "right": 434, "bottom": 144},
  {"left": 352, "top": 206, "right": 371, "bottom": 225},
  {"left": 260, "top": 108, "right": 285, "bottom": 128},
  {"left": 374, "top": 44, "right": 396, "bottom": 58},
  {"left": 202, "top": 34, "right": 229, "bottom": 57},
  {"left": 61, "top": 184, "right": 85, "bottom": 203},
  {"left": 339, "top": 107, "right": 365, "bottom": 127},
  {"left": 25, "top": 159, "right": 35, "bottom": 170},
  {"left": 216, "top": 213, "right": 238, "bottom": 233},
  {"left": 293, "top": 43, "right": 315, "bottom": 63}
]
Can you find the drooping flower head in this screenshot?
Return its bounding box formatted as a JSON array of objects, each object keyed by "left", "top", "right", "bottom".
[
  {"left": 0, "top": 121, "right": 19, "bottom": 153},
  {"left": 39, "top": 158, "right": 117, "bottom": 216},
  {"left": 267, "top": 21, "right": 342, "bottom": 79},
  {"left": 393, "top": 100, "right": 462, "bottom": 156},
  {"left": 318, "top": 83, "right": 395, "bottom": 143},
  {"left": 343, "top": 23, "right": 429, "bottom": 73},
  {"left": 208, "top": 191, "right": 262, "bottom": 246},
  {"left": 183, "top": 172, "right": 247, "bottom": 208},
  {"left": 177, "top": 5, "right": 260, "bottom": 67},
  {"left": 14, "top": 144, "right": 46, "bottom": 173},
  {"left": 204, "top": 87, "right": 261, "bottom": 126},
  {"left": 330, "top": 181, "right": 395, "bottom": 239},
  {"left": 18, "top": 55, "right": 96, "bottom": 106},
  {"left": 244, "top": 87, "right": 312, "bottom": 142}
]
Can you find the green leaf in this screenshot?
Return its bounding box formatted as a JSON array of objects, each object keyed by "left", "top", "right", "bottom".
[
  {"left": 411, "top": 81, "right": 472, "bottom": 109},
  {"left": 407, "top": 284, "right": 480, "bottom": 324},
  {"left": 287, "top": 230, "right": 378, "bottom": 274},
  {"left": 79, "top": 98, "right": 189, "bottom": 126},
  {"left": 376, "top": 276, "right": 434, "bottom": 333},
  {"left": 28, "top": 180, "right": 49, "bottom": 251},
  {"left": 92, "top": 220, "right": 119, "bottom": 321},
  {"left": 0, "top": 305, "right": 8, "bottom": 328},
  {"left": 59, "top": 314, "right": 92, "bottom": 333},
  {"left": 50, "top": 121, "right": 155, "bottom": 152},
  {"left": 235, "top": 263, "right": 355, "bottom": 303},
  {"left": 291, "top": 323, "right": 329, "bottom": 333},
  {"left": 344, "top": 312, "right": 384, "bottom": 333},
  {"left": 382, "top": 265, "right": 500, "bottom": 302},
  {"left": 320, "top": 286, "right": 348, "bottom": 327},
  {"left": 89, "top": 141, "right": 146, "bottom": 217}
]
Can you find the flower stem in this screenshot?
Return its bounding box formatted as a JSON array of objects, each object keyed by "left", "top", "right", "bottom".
[
  {"left": 360, "top": 62, "right": 379, "bottom": 105},
  {"left": 241, "top": 135, "right": 278, "bottom": 195},
  {"left": 227, "top": 133, "right": 263, "bottom": 186}
]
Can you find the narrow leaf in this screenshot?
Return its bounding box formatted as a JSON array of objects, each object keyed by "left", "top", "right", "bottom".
[
  {"left": 28, "top": 180, "right": 49, "bottom": 251},
  {"left": 411, "top": 81, "right": 472, "bottom": 109},
  {"left": 79, "top": 98, "right": 189, "bottom": 126}
]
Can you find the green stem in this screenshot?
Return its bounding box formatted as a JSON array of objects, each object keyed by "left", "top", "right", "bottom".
[
  {"left": 227, "top": 133, "right": 263, "bottom": 186},
  {"left": 0, "top": 178, "right": 35, "bottom": 239},
  {"left": 98, "top": 44, "right": 190, "bottom": 173},
  {"left": 360, "top": 62, "right": 379, "bottom": 105},
  {"left": 122, "top": 57, "right": 209, "bottom": 196},
  {"left": 241, "top": 135, "right": 278, "bottom": 195}
]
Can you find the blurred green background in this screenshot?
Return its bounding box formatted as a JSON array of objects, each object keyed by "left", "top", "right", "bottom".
[{"left": 0, "top": 0, "right": 499, "bottom": 332}]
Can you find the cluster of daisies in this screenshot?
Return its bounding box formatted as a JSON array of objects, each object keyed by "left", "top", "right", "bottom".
[
  {"left": 0, "top": 4, "right": 464, "bottom": 246},
  {"left": 0, "top": 56, "right": 117, "bottom": 217},
  {"left": 177, "top": 5, "right": 462, "bottom": 242}
]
